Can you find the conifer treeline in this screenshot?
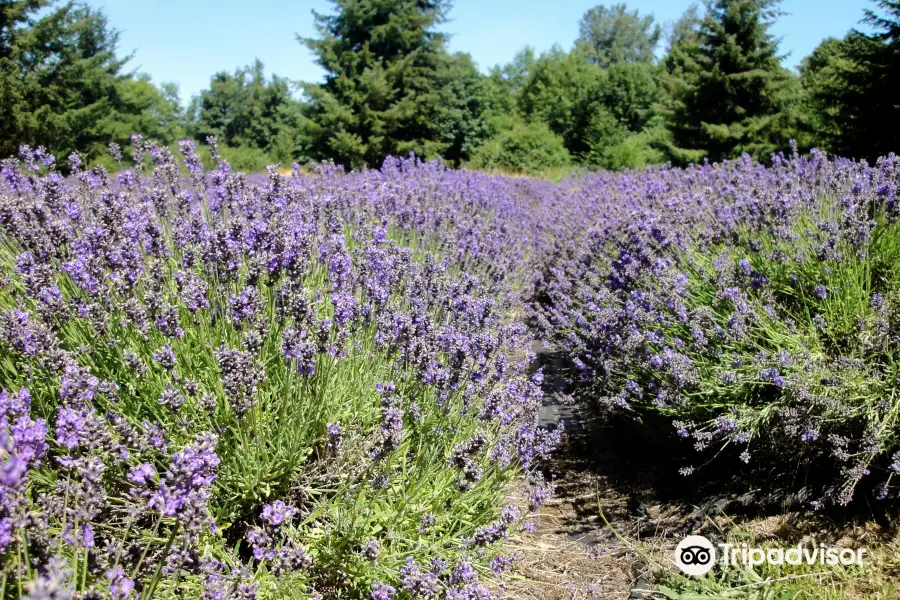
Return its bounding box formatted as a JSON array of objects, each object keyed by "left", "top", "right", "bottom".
[{"left": 2, "top": 0, "right": 898, "bottom": 173}]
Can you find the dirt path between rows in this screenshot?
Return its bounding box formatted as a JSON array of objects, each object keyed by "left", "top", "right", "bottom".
[{"left": 497, "top": 341, "right": 662, "bottom": 599}]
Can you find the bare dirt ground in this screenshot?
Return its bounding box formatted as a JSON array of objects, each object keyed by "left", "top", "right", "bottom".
[{"left": 499, "top": 445, "right": 648, "bottom": 600}]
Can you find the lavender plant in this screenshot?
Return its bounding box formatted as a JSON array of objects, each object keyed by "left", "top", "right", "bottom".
[
  {"left": 532, "top": 148, "right": 900, "bottom": 508},
  {"left": 0, "top": 142, "right": 557, "bottom": 599}
]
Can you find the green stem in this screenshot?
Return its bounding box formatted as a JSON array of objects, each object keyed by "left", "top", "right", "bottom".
[{"left": 140, "top": 524, "right": 179, "bottom": 600}]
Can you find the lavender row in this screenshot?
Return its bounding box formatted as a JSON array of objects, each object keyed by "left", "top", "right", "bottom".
[
  {"left": 531, "top": 148, "right": 900, "bottom": 508},
  {"left": 0, "top": 140, "right": 559, "bottom": 599}
]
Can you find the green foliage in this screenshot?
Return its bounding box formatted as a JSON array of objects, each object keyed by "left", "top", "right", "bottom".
[
  {"left": 585, "top": 118, "right": 669, "bottom": 170},
  {"left": 487, "top": 46, "right": 536, "bottom": 102},
  {"left": 214, "top": 143, "right": 279, "bottom": 172},
  {"left": 517, "top": 47, "right": 604, "bottom": 157},
  {"left": 801, "top": 1, "right": 900, "bottom": 162},
  {"left": 3, "top": 0, "right": 897, "bottom": 176},
  {"left": 800, "top": 36, "right": 852, "bottom": 154},
  {"left": 425, "top": 51, "right": 501, "bottom": 166},
  {"left": 665, "top": 0, "right": 796, "bottom": 163},
  {"left": 0, "top": 0, "right": 182, "bottom": 165},
  {"left": 300, "top": 0, "right": 487, "bottom": 169},
  {"left": 575, "top": 3, "right": 661, "bottom": 67},
  {"left": 468, "top": 115, "right": 572, "bottom": 175},
  {"left": 187, "top": 60, "right": 302, "bottom": 164},
  {"left": 512, "top": 42, "right": 666, "bottom": 171},
  {"left": 515, "top": 44, "right": 665, "bottom": 170},
  {"left": 601, "top": 62, "right": 660, "bottom": 132}
]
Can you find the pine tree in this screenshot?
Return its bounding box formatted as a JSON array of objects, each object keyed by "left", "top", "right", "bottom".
[
  {"left": 666, "top": 0, "right": 795, "bottom": 163},
  {"left": 800, "top": 37, "right": 851, "bottom": 154},
  {"left": 824, "top": 1, "right": 900, "bottom": 161},
  {"left": 0, "top": 0, "right": 182, "bottom": 164},
  {"left": 299, "top": 0, "right": 454, "bottom": 169}
]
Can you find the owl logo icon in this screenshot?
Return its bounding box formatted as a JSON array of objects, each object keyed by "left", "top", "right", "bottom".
[{"left": 674, "top": 535, "right": 716, "bottom": 576}]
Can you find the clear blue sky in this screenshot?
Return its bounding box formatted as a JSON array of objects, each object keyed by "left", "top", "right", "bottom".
[{"left": 88, "top": 0, "right": 874, "bottom": 104}]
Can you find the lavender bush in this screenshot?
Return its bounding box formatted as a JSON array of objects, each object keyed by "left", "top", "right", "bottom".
[
  {"left": 532, "top": 148, "right": 900, "bottom": 508},
  {"left": 0, "top": 140, "right": 558, "bottom": 599}
]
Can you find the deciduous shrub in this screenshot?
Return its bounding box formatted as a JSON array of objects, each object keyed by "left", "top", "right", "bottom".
[{"left": 468, "top": 117, "right": 572, "bottom": 175}]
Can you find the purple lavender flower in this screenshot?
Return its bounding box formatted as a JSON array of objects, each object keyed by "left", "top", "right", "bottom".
[
  {"left": 282, "top": 328, "right": 317, "bottom": 377},
  {"left": 178, "top": 273, "right": 210, "bottom": 312},
  {"left": 55, "top": 406, "right": 89, "bottom": 449},
  {"left": 216, "top": 346, "right": 265, "bottom": 416},
  {"left": 401, "top": 556, "right": 440, "bottom": 598},
  {"left": 489, "top": 553, "right": 517, "bottom": 575},
  {"left": 360, "top": 539, "right": 381, "bottom": 561},
  {"left": 451, "top": 559, "right": 477, "bottom": 584},
  {"left": 59, "top": 366, "right": 99, "bottom": 404},
  {"left": 148, "top": 432, "right": 220, "bottom": 534},
  {"left": 260, "top": 500, "right": 297, "bottom": 527},
  {"left": 105, "top": 567, "right": 135, "bottom": 599},
  {"left": 890, "top": 451, "right": 900, "bottom": 473},
  {"left": 152, "top": 344, "right": 177, "bottom": 370},
  {"left": 178, "top": 140, "right": 203, "bottom": 174},
  {"left": 127, "top": 462, "right": 157, "bottom": 486},
  {"left": 246, "top": 527, "right": 273, "bottom": 560},
  {"left": 331, "top": 291, "right": 357, "bottom": 326},
  {"left": 0, "top": 518, "right": 12, "bottom": 551},
  {"left": 230, "top": 286, "right": 263, "bottom": 325},
  {"left": 142, "top": 420, "right": 168, "bottom": 451},
  {"left": 23, "top": 557, "right": 72, "bottom": 599},
  {"left": 326, "top": 422, "right": 343, "bottom": 450},
  {"left": 714, "top": 416, "right": 737, "bottom": 432},
  {"left": 158, "top": 386, "right": 185, "bottom": 411},
  {"left": 759, "top": 368, "right": 785, "bottom": 388},
  {"left": 370, "top": 582, "right": 396, "bottom": 600}
]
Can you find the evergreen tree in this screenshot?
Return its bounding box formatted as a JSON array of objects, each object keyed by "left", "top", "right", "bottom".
[
  {"left": 846, "top": 0, "right": 900, "bottom": 160},
  {"left": 800, "top": 37, "right": 850, "bottom": 153},
  {"left": 299, "top": 0, "right": 454, "bottom": 169},
  {"left": 805, "top": 1, "right": 900, "bottom": 161},
  {"left": 0, "top": 0, "right": 182, "bottom": 164},
  {"left": 0, "top": 0, "right": 47, "bottom": 58},
  {"left": 576, "top": 3, "right": 661, "bottom": 67},
  {"left": 666, "top": 0, "right": 795, "bottom": 163}
]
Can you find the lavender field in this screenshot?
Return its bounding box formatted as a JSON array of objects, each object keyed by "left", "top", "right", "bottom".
[{"left": 1, "top": 139, "right": 899, "bottom": 599}]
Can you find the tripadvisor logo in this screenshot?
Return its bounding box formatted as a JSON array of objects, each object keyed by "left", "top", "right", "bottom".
[
  {"left": 674, "top": 535, "right": 866, "bottom": 576},
  {"left": 675, "top": 536, "right": 717, "bottom": 576}
]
